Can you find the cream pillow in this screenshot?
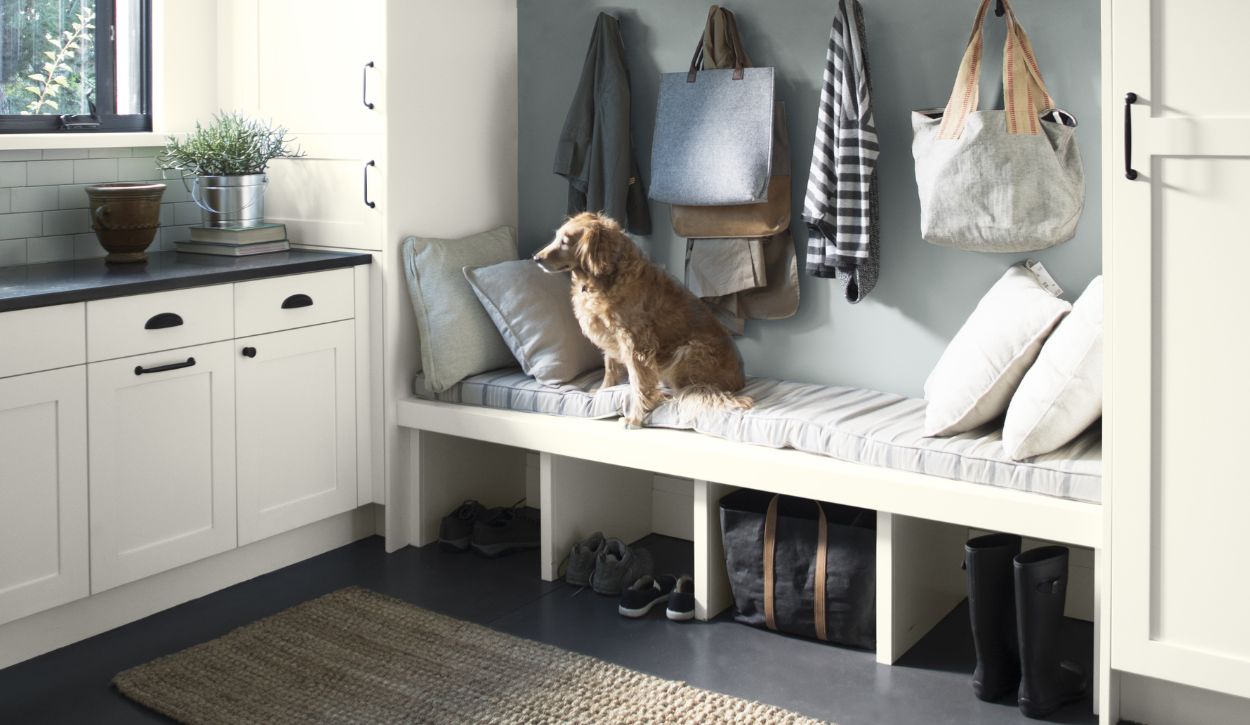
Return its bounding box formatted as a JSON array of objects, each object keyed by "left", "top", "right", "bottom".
[
  {"left": 1002, "top": 276, "right": 1103, "bottom": 460},
  {"left": 401, "top": 227, "right": 518, "bottom": 393},
  {"left": 924, "top": 261, "right": 1072, "bottom": 437}
]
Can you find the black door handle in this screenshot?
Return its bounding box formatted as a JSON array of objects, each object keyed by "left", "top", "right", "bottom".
[
  {"left": 242, "top": 347, "right": 257, "bottom": 358},
  {"left": 281, "top": 293, "right": 313, "bottom": 309},
  {"left": 362, "top": 61, "right": 376, "bottom": 110},
  {"left": 363, "top": 160, "right": 376, "bottom": 209},
  {"left": 1124, "top": 92, "right": 1138, "bottom": 180},
  {"left": 134, "top": 357, "right": 196, "bottom": 376},
  {"left": 144, "top": 312, "right": 183, "bottom": 330}
]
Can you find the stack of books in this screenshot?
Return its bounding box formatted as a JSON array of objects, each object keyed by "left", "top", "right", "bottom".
[{"left": 174, "top": 223, "right": 290, "bottom": 256}]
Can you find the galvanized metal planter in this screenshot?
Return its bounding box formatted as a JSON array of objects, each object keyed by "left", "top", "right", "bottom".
[{"left": 192, "top": 173, "right": 268, "bottom": 228}]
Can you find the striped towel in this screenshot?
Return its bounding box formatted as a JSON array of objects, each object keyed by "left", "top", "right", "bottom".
[{"left": 802, "top": 0, "right": 880, "bottom": 303}]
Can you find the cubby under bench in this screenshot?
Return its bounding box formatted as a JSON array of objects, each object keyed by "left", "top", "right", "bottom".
[{"left": 392, "top": 370, "right": 1108, "bottom": 716}]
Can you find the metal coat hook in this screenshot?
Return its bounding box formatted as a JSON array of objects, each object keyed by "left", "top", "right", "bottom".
[{"left": 995, "top": 0, "right": 1005, "bottom": 17}]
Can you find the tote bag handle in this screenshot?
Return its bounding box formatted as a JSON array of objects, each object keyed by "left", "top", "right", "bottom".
[
  {"left": 936, "top": 0, "right": 1056, "bottom": 139},
  {"left": 687, "top": 5, "right": 752, "bottom": 82},
  {"left": 763, "top": 495, "right": 829, "bottom": 641}
]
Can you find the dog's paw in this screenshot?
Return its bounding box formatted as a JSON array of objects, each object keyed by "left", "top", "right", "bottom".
[{"left": 621, "top": 417, "right": 644, "bottom": 430}]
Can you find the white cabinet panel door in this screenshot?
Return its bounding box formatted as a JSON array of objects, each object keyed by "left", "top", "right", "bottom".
[
  {"left": 264, "top": 139, "right": 383, "bottom": 251},
  {"left": 1109, "top": 0, "right": 1250, "bottom": 699},
  {"left": 0, "top": 367, "right": 88, "bottom": 625},
  {"left": 88, "top": 342, "right": 237, "bottom": 593},
  {"left": 236, "top": 321, "right": 357, "bottom": 545}
]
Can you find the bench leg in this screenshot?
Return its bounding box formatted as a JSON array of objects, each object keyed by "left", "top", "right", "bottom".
[
  {"left": 876, "top": 512, "right": 967, "bottom": 665},
  {"left": 539, "top": 453, "right": 654, "bottom": 582},
  {"left": 693, "top": 480, "right": 734, "bottom": 621}
]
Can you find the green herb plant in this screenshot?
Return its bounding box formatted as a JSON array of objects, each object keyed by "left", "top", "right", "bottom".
[{"left": 158, "top": 111, "right": 306, "bottom": 177}]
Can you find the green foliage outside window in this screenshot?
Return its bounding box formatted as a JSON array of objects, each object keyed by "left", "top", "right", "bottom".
[{"left": 0, "top": 0, "right": 96, "bottom": 116}]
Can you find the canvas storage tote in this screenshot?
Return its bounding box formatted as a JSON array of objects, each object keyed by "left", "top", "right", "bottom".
[
  {"left": 649, "top": 7, "right": 774, "bottom": 206},
  {"left": 911, "top": 0, "right": 1084, "bottom": 253},
  {"left": 720, "top": 490, "right": 876, "bottom": 649}
]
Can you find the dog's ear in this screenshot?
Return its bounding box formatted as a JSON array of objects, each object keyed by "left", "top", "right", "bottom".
[{"left": 574, "top": 219, "right": 616, "bottom": 278}]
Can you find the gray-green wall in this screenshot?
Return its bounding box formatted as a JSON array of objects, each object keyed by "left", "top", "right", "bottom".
[{"left": 517, "top": 0, "right": 1100, "bottom": 397}]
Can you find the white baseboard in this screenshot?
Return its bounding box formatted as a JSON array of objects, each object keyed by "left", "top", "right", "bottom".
[
  {"left": 0, "top": 505, "right": 379, "bottom": 670},
  {"left": 1120, "top": 671, "right": 1250, "bottom": 724}
]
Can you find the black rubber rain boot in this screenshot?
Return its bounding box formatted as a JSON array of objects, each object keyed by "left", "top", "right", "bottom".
[
  {"left": 964, "top": 532, "right": 1022, "bottom": 701},
  {"left": 1014, "top": 546, "right": 1089, "bottom": 719}
]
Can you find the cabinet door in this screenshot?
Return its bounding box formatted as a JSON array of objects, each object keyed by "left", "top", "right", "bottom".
[
  {"left": 236, "top": 321, "right": 357, "bottom": 544},
  {"left": 1109, "top": 0, "right": 1250, "bottom": 699},
  {"left": 263, "top": 136, "right": 383, "bottom": 251},
  {"left": 0, "top": 367, "right": 88, "bottom": 625},
  {"left": 88, "top": 342, "right": 237, "bottom": 593}
]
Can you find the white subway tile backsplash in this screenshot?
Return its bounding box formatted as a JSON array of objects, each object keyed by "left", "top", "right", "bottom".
[
  {"left": 26, "top": 160, "right": 73, "bottom": 186},
  {"left": 42, "top": 209, "right": 90, "bottom": 236},
  {"left": 161, "top": 179, "right": 192, "bottom": 203},
  {"left": 0, "top": 212, "right": 42, "bottom": 240},
  {"left": 27, "top": 235, "right": 75, "bottom": 263},
  {"left": 43, "top": 148, "right": 90, "bottom": 160},
  {"left": 131, "top": 147, "right": 162, "bottom": 158},
  {"left": 117, "top": 156, "right": 160, "bottom": 182},
  {"left": 173, "top": 201, "right": 202, "bottom": 226},
  {"left": 11, "top": 186, "right": 60, "bottom": 213},
  {"left": 0, "top": 162, "right": 27, "bottom": 187},
  {"left": 163, "top": 224, "right": 193, "bottom": 243},
  {"left": 159, "top": 203, "right": 175, "bottom": 227},
  {"left": 0, "top": 150, "right": 42, "bottom": 162},
  {"left": 74, "top": 233, "right": 107, "bottom": 260},
  {"left": 0, "top": 239, "right": 26, "bottom": 265},
  {"left": 73, "top": 158, "right": 119, "bottom": 184},
  {"left": 0, "top": 188, "right": 9, "bottom": 214},
  {"left": 89, "top": 147, "right": 134, "bottom": 158},
  {"left": 58, "top": 184, "right": 89, "bottom": 209}
]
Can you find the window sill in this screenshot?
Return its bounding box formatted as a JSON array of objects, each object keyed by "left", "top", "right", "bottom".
[{"left": 0, "top": 132, "right": 172, "bottom": 151}]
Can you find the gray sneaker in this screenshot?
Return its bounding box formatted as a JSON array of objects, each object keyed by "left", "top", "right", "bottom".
[
  {"left": 591, "top": 538, "right": 653, "bottom": 596},
  {"left": 564, "top": 532, "right": 606, "bottom": 587}
]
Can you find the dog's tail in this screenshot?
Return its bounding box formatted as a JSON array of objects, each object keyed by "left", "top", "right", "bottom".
[{"left": 675, "top": 384, "right": 754, "bottom": 425}]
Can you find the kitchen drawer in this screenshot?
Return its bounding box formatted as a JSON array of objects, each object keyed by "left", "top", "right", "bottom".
[
  {"left": 87, "top": 285, "right": 234, "bottom": 362},
  {"left": 234, "top": 268, "right": 354, "bottom": 337},
  {"left": 0, "top": 303, "right": 85, "bottom": 378}
]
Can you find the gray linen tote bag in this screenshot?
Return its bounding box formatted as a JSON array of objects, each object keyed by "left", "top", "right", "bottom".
[
  {"left": 912, "top": 0, "right": 1084, "bottom": 253},
  {"left": 650, "top": 10, "right": 774, "bottom": 206}
]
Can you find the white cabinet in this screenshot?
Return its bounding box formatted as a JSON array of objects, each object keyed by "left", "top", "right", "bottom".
[
  {"left": 88, "top": 342, "right": 237, "bottom": 593},
  {"left": 0, "top": 367, "right": 88, "bottom": 625},
  {"left": 236, "top": 321, "right": 357, "bottom": 544},
  {"left": 1107, "top": 0, "right": 1250, "bottom": 700}
]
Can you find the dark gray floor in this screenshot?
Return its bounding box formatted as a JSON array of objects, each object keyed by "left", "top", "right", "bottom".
[{"left": 0, "top": 535, "right": 1096, "bottom": 725}]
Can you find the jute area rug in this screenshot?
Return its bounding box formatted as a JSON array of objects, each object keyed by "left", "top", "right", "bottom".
[{"left": 114, "top": 587, "right": 830, "bottom": 724}]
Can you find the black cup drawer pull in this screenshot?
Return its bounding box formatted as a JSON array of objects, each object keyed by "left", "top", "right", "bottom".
[
  {"left": 134, "top": 357, "right": 196, "bottom": 376},
  {"left": 281, "top": 293, "right": 314, "bottom": 309},
  {"left": 145, "top": 312, "right": 184, "bottom": 330},
  {"left": 242, "top": 346, "right": 257, "bottom": 358}
]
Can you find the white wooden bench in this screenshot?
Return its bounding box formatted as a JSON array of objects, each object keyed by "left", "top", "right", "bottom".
[{"left": 391, "top": 396, "right": 1105, "bottom": 690}]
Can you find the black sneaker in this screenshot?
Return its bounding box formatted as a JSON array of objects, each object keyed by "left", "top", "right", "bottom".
[
  {"left": 666, "top": 576, "right": 695, "bottom": 621},
  {"left": 439, "top": 500, "right": 490, "bottom": 552},
  {"left": 618, "top": 575, "right": 677, "bottom": 618},
  {"left": 470, "top": 505, "right": 540, "bottom": 557},
  {"left": 564, "top": 532, "right": 606, "bottom": 587}
]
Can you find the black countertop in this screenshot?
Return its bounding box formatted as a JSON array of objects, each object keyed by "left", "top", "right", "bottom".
[{"left": 0, "top": 249, "right": 373, "bottom": 313}]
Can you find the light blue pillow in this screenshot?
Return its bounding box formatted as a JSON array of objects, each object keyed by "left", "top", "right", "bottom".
[
  {"left": 464, "top": 260, "right": 602, "bottom": 386},
  {"left": 401, "top": 227, "right": 518, "bottom": 393}
]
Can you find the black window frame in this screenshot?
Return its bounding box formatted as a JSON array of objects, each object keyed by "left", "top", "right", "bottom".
[{"left": 0, "top": 0, "right": 153, "bottom": 134}]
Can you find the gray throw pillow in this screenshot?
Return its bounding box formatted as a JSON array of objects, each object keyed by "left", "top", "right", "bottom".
[
  {"left": 464, "top": 260, "right": 603, "bottom": 386},
  {"left": 401, "top": 227, "right": 518, "bottom": 393}
]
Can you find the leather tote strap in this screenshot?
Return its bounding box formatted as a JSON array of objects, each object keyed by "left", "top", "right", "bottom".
[
  {"left": 814, "top": 502, "right": 829, "bottom": 641},
  {"left": 936, "top": 0, "right": 1055, "bottom": 139},
  {"left": 688, "top": 5, "right": 749, "bottom": 82},
  {"left": 763, "top": 494, "right": 779, "bottom": 630}
]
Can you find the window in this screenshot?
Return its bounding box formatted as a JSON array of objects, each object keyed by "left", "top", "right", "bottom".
[{"left": 0, "top": 0, "right": 150, "bottom": 133}]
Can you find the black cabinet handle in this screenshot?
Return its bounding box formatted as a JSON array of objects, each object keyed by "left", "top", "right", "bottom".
[
  {"left": 134, "top": 357, "right": 196, "bottom": 376},
  {"left": 363, "top": 160, "right": 376, "bottom": 209},
  {"left": 241, "top": 347, "right": 257, "bottom": 358},
  {"left": 144, "top": 312, "right": 183, "bottom": 330},
  {"left": 362, "top": 61, "right": 376, "bottom": 110},
  {"left": 1124, "top": 92, "right": 1139, "bottom": 181},
  {"left": 281, "top": 293, "right": 313, "bottom": 309}
]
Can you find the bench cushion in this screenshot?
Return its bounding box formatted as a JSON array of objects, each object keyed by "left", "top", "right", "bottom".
[{"left": 415, "top": 369, "right": 1102, "bottom": 504}]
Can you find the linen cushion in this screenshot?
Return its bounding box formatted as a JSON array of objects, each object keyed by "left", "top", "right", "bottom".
[
  {"left": 1003, "top": 276, "right": 1103, "bottom": 460},
  {"left": 464, "top": 260, "right": 602, "bottom": 386},
  {"left": 924, "top": 261, "right": 1072, "bottom": 437},
  {"left": 401, "top": 227, "right": 518, "bottom": 393}
]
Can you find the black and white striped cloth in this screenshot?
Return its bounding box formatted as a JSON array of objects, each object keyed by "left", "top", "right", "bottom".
[{"left": 802, "top": 0, "right": 880, "bottom": 303}]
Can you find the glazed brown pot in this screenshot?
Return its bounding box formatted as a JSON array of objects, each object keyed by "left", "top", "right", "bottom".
[{"left": 86, "top": 182, "right": 167, "bottom": 264}]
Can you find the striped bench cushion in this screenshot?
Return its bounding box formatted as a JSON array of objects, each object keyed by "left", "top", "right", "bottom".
[{"left": 415, "top": 369, "right": 1101, "bottom": 504}]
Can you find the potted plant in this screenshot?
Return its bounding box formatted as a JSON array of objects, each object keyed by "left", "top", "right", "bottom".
[{"left": 158, "top": 112, "right": 305, "bottom": 228}]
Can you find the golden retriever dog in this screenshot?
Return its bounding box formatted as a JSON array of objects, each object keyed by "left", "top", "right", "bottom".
[{"left": 533, "top": 212, "right": 752, "bottom": 428}]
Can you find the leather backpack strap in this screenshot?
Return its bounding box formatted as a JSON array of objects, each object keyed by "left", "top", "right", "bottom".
[
  {"left": 814, "top": 502, "right": 829, "bottom": 642},
  {"left": 688, "top": 5, "right": 749, "bottom": 82},
  {"left": 763, "top": 494, "right": 780, "bottom": 630}
]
